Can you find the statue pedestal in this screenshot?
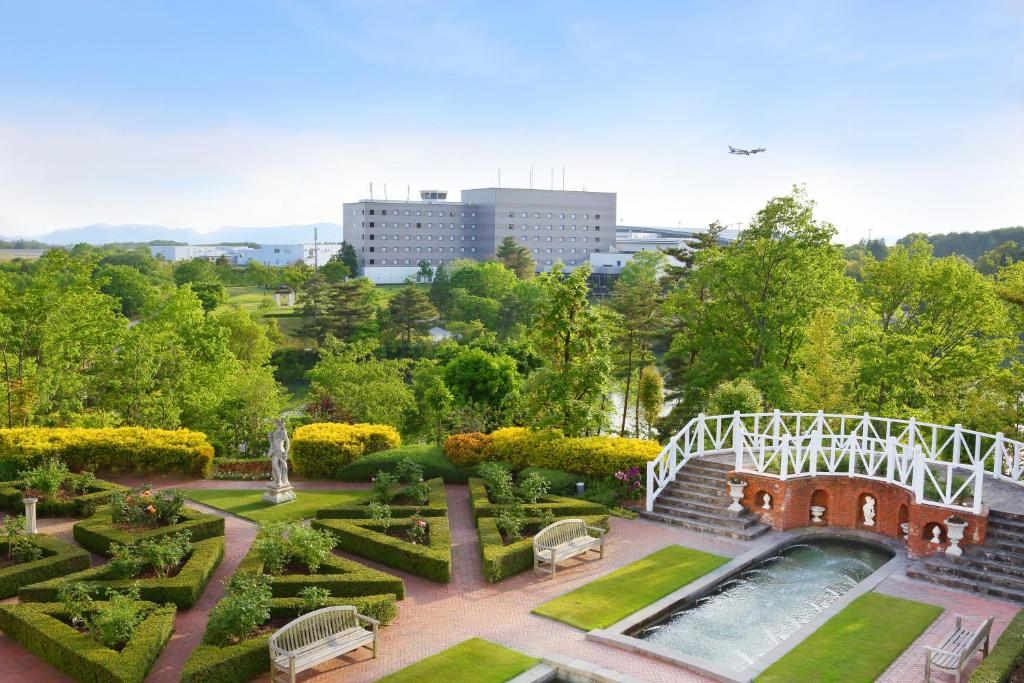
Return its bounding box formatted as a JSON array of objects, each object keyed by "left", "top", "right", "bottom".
[{"left": 262, "top": 484, "right": 295, "bottom": 504}]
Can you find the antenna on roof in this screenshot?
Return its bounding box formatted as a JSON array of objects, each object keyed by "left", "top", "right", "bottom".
[
  {"left": 550, "top": 168, "right": 554, "bottom": 190},
  {"left": 314, "top": 226, "right": 319, "bottom": 270},
  {"left": 369, "top": 182, "right": 373, "bottom": 200},
  {"left": 498, "top": 169, "right": 501, "bottom": 188},
  {"left": 562, "top": 167, "right": 565, "bottom": 191},
  {"left": 406, "top": 185, "right": 410, "bottom": 201},
  {"left": 529, "top": 165, "right": 534, "bottom": 189},
  {"left": 384, "top": 183, "right": 388, "bottom": 201}
]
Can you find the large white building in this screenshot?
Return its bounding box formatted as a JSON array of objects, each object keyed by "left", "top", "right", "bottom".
[{"left": 150, "top": 243, "right": 341, "bottom": 268}]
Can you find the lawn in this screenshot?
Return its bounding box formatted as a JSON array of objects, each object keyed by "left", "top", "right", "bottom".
[
  {"left": 757, "top": 592, "right": 942, "bottom": 683},
  {"left": 532, "top": 544, "right": 729, "bottom": 631},
  {"left": 377, "top": 638, "right": 538, "bottom": 683},
  {"left": 182, "top": 488, "right": 368, "bottom": 523}
]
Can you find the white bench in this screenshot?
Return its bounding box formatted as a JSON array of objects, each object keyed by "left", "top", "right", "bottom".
[
  {"left": 533, "top": 518, "right": 606, "bottom": 578},
  {"left": 924, "top": 614, "right": 993, "bottom": 683},
  {"left": 269, "top": 605, "right": 379, "bottom": 683}
]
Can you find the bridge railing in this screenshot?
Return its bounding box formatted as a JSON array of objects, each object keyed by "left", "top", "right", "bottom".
[{"left": 646, "top": 410, "right": 1022, "bottom": 514}]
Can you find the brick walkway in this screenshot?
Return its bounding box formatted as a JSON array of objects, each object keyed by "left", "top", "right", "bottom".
[{"left": 0, "top": 482, "right": 1018, "bottom": 682}]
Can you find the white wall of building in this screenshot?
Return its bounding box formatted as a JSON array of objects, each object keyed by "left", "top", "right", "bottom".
[{"left": 362, "top": 265, "right": 422, "bottom": 284}]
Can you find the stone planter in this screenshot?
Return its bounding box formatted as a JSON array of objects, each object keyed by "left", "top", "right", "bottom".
[
  {"left": 945, "top": 518, "right": 968, "bottom": 556},
  {"left": 727, "top": 480, "right": 747, "bottom": 513},
  {"left": 22, "top": 497, "right": 37, "bottom": 534},
  {"left": 810, "top": 505, "right": 826, "bottom": 523}
]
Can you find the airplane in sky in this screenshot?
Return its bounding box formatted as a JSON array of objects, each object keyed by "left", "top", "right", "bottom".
[{"left": 729, "top": 146, "right": 766, "bottom": 155}]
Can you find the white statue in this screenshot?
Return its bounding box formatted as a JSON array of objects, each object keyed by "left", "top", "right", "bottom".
[
  {"left": 762, "top": 493, "right": 772, "bottom": 510},
  {"left": 862, "top": 496, "right": 876, "bottom": 526},
  {"left": 263, "top": 418, "right": 295, "bottom": 504}
]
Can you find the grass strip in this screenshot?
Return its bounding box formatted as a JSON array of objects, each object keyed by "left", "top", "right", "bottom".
[
  {"left": 182, "top": 488, "right": 366, "bottom": 523},
  {"left": 377, "top": 638, "right": 538, "bottom": 683}
]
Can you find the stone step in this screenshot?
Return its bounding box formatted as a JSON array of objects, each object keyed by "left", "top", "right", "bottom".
[
  {"left": 664, "top": 479, "right": 726, "bottom": 498},
  {"left": 683, "top": 460, "right": 734, "bottom": 475},
  {"left": 658, "top": 494, "right": 733, "bottom": 512},
  {"left": 906, "top": 564, "right": 1024, "bottom": 604},
  {"left": 986, "top": 515, "right": 1024, "bottom": 535},
  {"left": 639, "top": 510, "right": 771, "bottom": 541},
  {"left": 921, "top": 555, "right": 1024, "bottom": 590},
  {"left": 980, "top": 536, "right": 1024, "bottom": 555},
  {"left": 650, "top": 501, "right": 763, "bottom": 531},
  {"left": 654, "top": 495, "right": 748, "bottom": 520},
  {"left": 660, "top": 485, "right": 730, "bottom": 502},
  {"left": 966, "top": 546, "right": 1024, "bottom": 570},
  {"left": 672, "top": 470, "right": 728, "bottom": 487},
  {"left": 990, "top": 509, "right": 1024, "bottom": 525}
]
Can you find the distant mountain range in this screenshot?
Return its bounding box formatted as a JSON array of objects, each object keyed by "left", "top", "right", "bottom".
[{"left": 3, "top": 223, "right": 345, "bottom": 246}]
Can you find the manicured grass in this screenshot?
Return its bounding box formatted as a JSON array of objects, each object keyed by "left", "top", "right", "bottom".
[
  {"left": 336, "top": 444, "right": 477, "bottom": 483},
  {"left": 532, "top": 544, "right": 729, "bottom": 631},
  {"left": 377, "top": 638, "right": 538, "bottom": 683},
  {"left": 757, "top": 592, "right": 942, "bottom": 683},
  {"left": 183, "top": 488, "right": 368, "bottom": 523}
]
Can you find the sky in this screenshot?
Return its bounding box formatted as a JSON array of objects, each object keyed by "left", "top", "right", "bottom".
[{"left": 0, "top": 1, "right": 1021, "bottom": 243}]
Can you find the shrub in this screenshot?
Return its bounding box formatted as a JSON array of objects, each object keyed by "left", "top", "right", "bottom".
[
  {"left": 291, "top": 423, "right": 401, "bottom": 479},
  {"left": 21, "top": 458, "right": 69, "bottom": 496},
  {"left": 313, "top": 516, "right": 452, "bottom": 583},
  {"left": 90, "top": 586, "right": 146, "bottom": 649},
  {"left": 517, "top": 467, "right": 579, "bottom": 495},
  {"left": 495, "top": 502, "right": 526, "bottom": 540},
  {"left": 73, "top": 506, "right": 224, "bottom": 556},
  {"left": 407, "top": 512, "right": 428, "bottom": 544},
  {"left": 0, "top": 533, "right": 90, "bottom": 599},
  {"left": 108, "top": 486, "right": 185, "bottom": 528},
  {"left": 335, "top": 444, "right": 475, "bottom": 483},
  {"left": 372, "top": 470, "right": 398, "bottom": 503},
  {"left": 395, "top": 456, "right": 424, "bottom": 484},
  {"left": 297, "top": 586, "right": 330, "bottom": 615},
  {"left": 478, "top": 462, "right": 515, "bottom": 503},
  {"left": 366, "top": 501, "right": 391, "bottom": 532},
  {"left": 0, "top": 476, "right": 125, "bottom": 518},
  {"left": 212, "top": 458, "right": 270, "bottom": 481},
  {"left": 443, "top": 432, "right": 492, "bottom": 467},
  {"left": 108, "top": 542, "right": 145, "bottom": 579},
  {"left": 971, "top": 609, "right": 1024, "bottom": 682},
  {"left": 317, "top": 477, "right": 448, "bottom": 519},
  {"left": 479, "top": 428, "right": 661, "bottom": 479},
  {"left": 467, "top": 478, "right": 607, "bottom": 521},
  {"left": 404, "top": 480, "right": 431, "bottom": 505},
  {"left": 205, "top": 574, "right": 273, "bottom": 646},
  {"left": 251, "top": 521, "right": 335, "bottom": 575},
  {"left": 520, "top": 471, "right": 550, "bottom": 504},
  {"left": 477, "top": 514, "right": 609, "bottom": 582},
  {"left": 0, "top": 427, "right": 214, "bottom": 476},
  {"left": 58, "top": 582, "right": 96, "bottom": 625},
  {"left": 139, "top": 531, "right": 192, "bottom": 579},
  {"left": 706, "top": 378, "right": 764, "bottom": 415}
]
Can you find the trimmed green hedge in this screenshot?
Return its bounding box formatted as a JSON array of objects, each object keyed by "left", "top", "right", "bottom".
[
  {"left": 313, "top": 516, "right": 452, "bottom": 583},
  {"left": 317, "top": 477, "right": 448, "bottom": 519},
  {"left": 236, "top": 545, "right": 405, "bottom": 600},
  {"left": 0, "top": 600, "right": 176, "bottom": 683},
  {"left": 73, "top": 505, "right": 225, "bottom": 555},
  {"left": 335, "top": 444, "right": 477, "bottom": 483},
  {"left": 477, "top": 514, "right": 609, "bottom": 582},
  {"left": 971, "top": 610, "right": 1024, "bottom": 683},
  {"left": 517, "top": 467, "right": 580, "bottom": 495},
  {"left": 467, "top": 478, "right": 607, "bottom": 521},
  {"left": 291, "top": 422, "right": 401, "bottom": 479},
  {"left": 0, "top": 427, "right": 214, "bottom": 477},
  {"left": 0, "top": 478, "right": 126, "bottom": 518},
  {"left": 19, "top": 536, "right": 225, "bottom": 609},
  {"left": 180, "top": 595, "right": 396, "bottom": 683},
  {"left": 0, "top": 534, "right": 91, "bottom": 599}
]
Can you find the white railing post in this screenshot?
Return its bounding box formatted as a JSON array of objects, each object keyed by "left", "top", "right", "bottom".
[
  {"left": 973, "top": 459, "right": 984, "bottom": 515},
  {"left": 697, "top": 413, "right": 706, "bottom": 454},
  {"left": 913, "top": 449, "right": 926, "bottom": 504},
  {"left": 780, "top": 434, "right": 789, "bottom": 480},
  {"left": 646, "top": 461, "right": 655, "bottom": 512},
  {"left": 994, "top": 432, "right": 1004, "bottom": 480},
  {"left": 885, "top": 435, "right": 895, "bottom": 483},
  {"left": 733, "top": 411, "right": 743, "bottom": 471},
  {"left": 952, "top": 424, "right": 962, "bottom": 466},
  {"left": 772, "top": 409, "right": 781, "bottom": 444}
]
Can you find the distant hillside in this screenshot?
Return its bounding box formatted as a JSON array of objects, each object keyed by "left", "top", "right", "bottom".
[
  {"left": 898, "top": 226, "right": 1024, "bottom": 261},
  {"left": 5, "top": 223, "right": 344, "bottom": 246}
]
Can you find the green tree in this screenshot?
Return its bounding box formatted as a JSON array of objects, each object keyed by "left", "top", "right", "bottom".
[
  {"left": 95, "top": 264, "right": 155, "bottom": 318},
  {"left": 319, "top": 277, "right": 377, "bottom": 341},
  {"left": 789, "top": 308, "right": 856, "bottom": 412},
  {"left": 450, "top": 261, "right": 516, "bottom": 300},
  {"left": 496, "top": 236, "right": 536, "bottom": 278},
  {"left": 307, "top": 338, "right": 413, "bottom": 427},
  {"left": 416, "top": 260, "right": 434, "bottom": 283},
  {"left": 429, "top": 262, "right": 454, "bottom": 317},
  {"left": 172, "top": 258, "right": 219, "bottom": 286},
  {"left": 211, "top": 307, "right": 276, "bottom": 368},
  {"left": 388, "top": 285, "right": 437, "bottom": 350},
  {"left": 706, "top": 378, "right": 764, "bottom": 414},
  {"left": 637, "top": 365, "right": 664, "bottom": 438},
  {"left": 422, "top": 376, "right": 454, "bottom": 444},
  {"left": 339, "top": 242, "right": 359, "bottom": 277},
  {"left": 320, "top": 253, "right": 351, "bottom": 283},
  {"left": 188, "top": 280, "right": 227, "bottom": 313},
  {"left": 442, "top": 347, "right": 520, "bottom": 409}
]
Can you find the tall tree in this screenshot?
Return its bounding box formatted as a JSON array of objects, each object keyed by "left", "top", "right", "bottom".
[
  {"left": 388, "top": 285, "right": 437, "bottom": 350},
  {"left": 637, "top": 365, "right": 664, "bottom": 439},
  {"left": 416, "top": 260, "right": 434, "bottom": 283},
  {"left": 495, "top": 236, "right": 536, "bottom": 278},
  {"left": 339, "top": 241, "right": 359, "bottom": 277},
  {"left": 429, "top": 262, "right": 453, "bottom": 317},
  {"left": 320, "top": 277, "right": 377, "bottom": 341},
  {"left": 789, "top": 307, "right": 856, "bottom": 412},
  {"left": 307, "top": 338, "right": 413, "bottom": 427}
]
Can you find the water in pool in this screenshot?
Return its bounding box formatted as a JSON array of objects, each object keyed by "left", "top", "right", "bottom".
[{"left": 633, "top": 538, "right": 892, "bottom": 671}]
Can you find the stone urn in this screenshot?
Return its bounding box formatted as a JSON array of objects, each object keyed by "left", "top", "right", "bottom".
[
  {"left": 727, "top": 478, "right": 747, "bottom": 513},
  {"left": 22, "top": 497, "right": 38, "bottom": 534},
  {"left": 810, "top": 505, "right": 826, "bottom": 523},
  {"left": 945, "top": 517, "right": 968, "bottom": 557}
]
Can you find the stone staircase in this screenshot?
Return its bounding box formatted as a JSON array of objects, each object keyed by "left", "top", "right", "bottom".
[
  {"left": 639, "top": 458, "right": 771, "bottom": 540},
  {"left": 906, "top": 509, "right": 1024, "bottom": 604}
]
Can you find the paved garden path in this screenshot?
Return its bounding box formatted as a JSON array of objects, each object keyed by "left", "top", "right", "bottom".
[{"left": 0, "top": 482, "right": 1019, "bottom": 682}]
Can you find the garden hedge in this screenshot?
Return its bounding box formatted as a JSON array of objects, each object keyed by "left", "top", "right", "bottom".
[
  {"left": 516, "top": 467, "right": 580, "bottom": 495},
  {"left": 0, "top": 477, "right": 126, "bottom": 518},
  {"left": 0, "top": 427, "right": 214, "bottom": 477},
  {"left": 335, "top": 444, "right": 476, "bottom": 483},
  {"left": 971, "top": 609, "right": 1024, "bottom": 682},
  {"left": 291, "top": 422, "right": 401, "bottom": 479},
  {"left": 73, "top": 505, "right": 225, "bottom": 555},
  {"left": 19, "top": 536, "right": 225, "bottom": 609},
  {"left": 236, "top": 545, "right": 406, "bottom": 599},
  {"left": 313, "top": 515, "right": 452, "bottom": 583},
  {"left": 467, "top": 478, "right": 608, "bottom": 521},
  {"left": 0, "top": 600, "right": 176, "bottom": 683},
  {"left": 481, "top": 427, "right": 661, "bottom": 478},
  {"left": 180, "top": 595, "right": 396, "bottom": 683},
  {"left": 0, "top": 534, "right": 91, "bottom": 599},
  {"left": 443, "top": 432, "right": 492, "bottom": 467},
  {"left": 477, "top": 513, "right": 610, "bottom": 582},
  {"left": 317, "top": 477, "right": 448, "bottom": 519}
]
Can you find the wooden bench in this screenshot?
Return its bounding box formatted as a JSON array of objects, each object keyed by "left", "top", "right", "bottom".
[
  {"left": 924, "top": 614, "right": 993, "bottom": 683},
  {"left": 533, "top": 518, "right": 606, "bottom": 578},
  {"left": 269, "top": 605, "right": 379, "bottom": 683}
]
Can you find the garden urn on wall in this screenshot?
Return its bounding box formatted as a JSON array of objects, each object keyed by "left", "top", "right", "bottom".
[
  {"left": 810, "top": 505, "right": 826, "bottom": 523},
  {"left": 727, "top": 478, "right": 747, "bottom": 512},
  {"left": 945, "top": 517, "right": 968, "bottom": 556}
]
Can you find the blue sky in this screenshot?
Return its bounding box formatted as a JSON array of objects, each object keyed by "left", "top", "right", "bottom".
[{"left": 0, "top": 1, "right": 1021, "bottom": 241}]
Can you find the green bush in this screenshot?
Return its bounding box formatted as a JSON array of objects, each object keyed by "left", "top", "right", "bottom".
[
  {"left": 19, "top": 536, "right": 225, "bottom": 609},
  {"left": 481, "top": 427, "right": 661, "bottom": 479},
  {"left": 517, "top": 467, "right": 579, "bottom": 495},
  {"left": 317, "top": 477, "right": 448, "bottom": 519},
  {"left": 313, "top": 515, "right": 452, "bottom": 583},
  {"left": 0, "top": 600, "right": 175, "bottom": 683},
  {"left": 0, "top": 477, "right": 126, "bottom": 517},
  {"left": 971, "top": 610, "right": 1024, "bottom": 682},
  {"left": 477, "top": 514, "right": 609, "bottom": 582},
  {"left": 335, "top": 445, "right": 476, "bottom": 483},
  {"left": 251, "top": 521, "right": 335, "bottom": 574},
  {"left": 205, "top": 574, "right": 273, "bottom": 646},
  {"left": 0, "top": 533, "right": 91, "bottom": 599},
  {"left": 73, "top": 505, "right": 225, "bottom": 555},
  {"left": 291, "top": 422, "right": 401, "bottom": 479},
  {"left": 0, "top": 427, "right": 214, "bottom": 477},
  {"left": 467, "top": 478, "right": 607, "bottom": 521},
  {"left": 442, "top": 432, "right": 492, "bottom": 467},
  {"left": 181, "top": 595, "right": 396, "bottom": 683},
  {"left": 236, "top": 544, "right": 406, "bottom": 600}
]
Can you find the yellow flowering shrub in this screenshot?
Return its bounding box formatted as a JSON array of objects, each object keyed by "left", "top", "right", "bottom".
[
  {"left": 480, "top": 427, "right": 660, "bottom": 478},
  {"left": 0, "top": 427, "right": 214, "bottom": 476},
  {"left": 442, "top": 432, "right": 491, "bottom": 467},
  {"left": 291, "top": 423, "right": 401, "bottom": 479}
]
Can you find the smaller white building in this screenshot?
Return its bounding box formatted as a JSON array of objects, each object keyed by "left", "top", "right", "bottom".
[
  {"left": 151, "top": 243, "right": 342, "bottom": 268},
  {"left": 149, "top": 245, "right": 255, "bottom": 263}
]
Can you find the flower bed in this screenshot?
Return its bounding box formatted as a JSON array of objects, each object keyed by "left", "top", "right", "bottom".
[
  {"left": 211, "top": 458, "right": 270, "bottom": 481},
  {"left": 467, "top": 478, "right": 607, "bottom": 521},
  {"left": 313, "top": 515, "right": 452, "bottom": 583},
  {"left": 235, "top": 544, "right": 406, "bottom": 599},
  {"left": 19, "top": 536, "right": 225, "bottom": 609},
  {"left": 477, "top": 513, "right": 609, "bottom": 582},
  {"left": 73, "top": 506, "right": 225, "bottom": 555},
  {"left": 180, "top": 594, "right": 396, "bottom": 683},
  {"left": 0, "top": 600, "right": 176, "bottom": 683},
  {"left": 0, "top": 478, "right": 126, "bottom": 518},
  {"left": 316, "top": 476, "right": 448, "bottom": 519},
  {"left": 0, "top": 534, "right": 91, "bottom": 599}
]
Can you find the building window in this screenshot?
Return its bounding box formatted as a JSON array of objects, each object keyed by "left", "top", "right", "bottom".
[
  {"left": 416, "top": 210, "right": 422, "bottom": 216},
  {"left": 508, "top": 224, "right": 514, "bottom": 229},
  {"left": 583, "top": 213, "right": 589, "bottom": 219},
  {"left": 368, "top": 234, "right": 375, "bottom": 240},
  {"left": 382, "top": 209, "right": 388, "bottom": 215},
  {"left": 520, "top": 236, "right": 527, "bottom": 242},
  {"left": 404, "top": 259, "right": 410, "bottom": 265},
  {"left": 571, "top": 213, "right": 577, "bottom": 219},
  {"left": 369, "top": 246, "right": 375, "bottom": 252},
  {"left": 369, "top": 222, "right": 375, "bottom": 227},
  {"left": 369, "top": 209, "right": 375, "bottom": 215},
  {"left": 595, "top": 226, "right": 600, "bottom": 231},
  {"left": 416, "top": 223, "right": 422, "bottom": 228},
  {"left": 596, "top": 237, "right": 600, "bottom": 242},
  {"left": 595, "top": 214, "right": 601, "bottom": 219},
  {"left": 369, "top": 259, "right": 375, "bottom": 264},
  {"left": 274, "top": 248, "right": 281, "bottom": 253},
  {"left": 547, "top": 212, "right": 552, "bottom": 218},
  {"left": 521, "top": 212, "right": 527, "bottom": 218},
  {"left": 533, "top": 212, "right": 539, "bottom": 218}
]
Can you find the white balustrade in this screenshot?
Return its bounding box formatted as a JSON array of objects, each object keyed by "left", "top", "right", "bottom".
[{"left": 647, "top": 412, "right": 1022, "bottom": 514}]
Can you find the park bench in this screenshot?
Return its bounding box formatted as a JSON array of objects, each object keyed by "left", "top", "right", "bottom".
[
  {"left": 924, "top": 614, "right": 993, "bottom": 683},
  {"left": 269, "top": 605, "right": 379, "bottom": 683},
  {"left": 533, "top": 518, "right": 606, "bottom": 578}
]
